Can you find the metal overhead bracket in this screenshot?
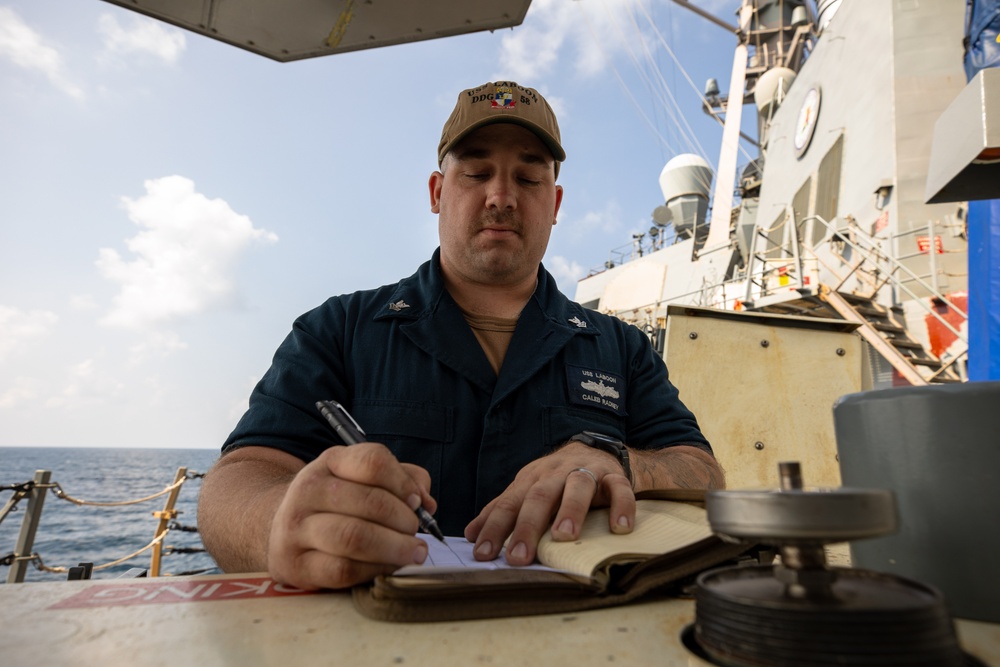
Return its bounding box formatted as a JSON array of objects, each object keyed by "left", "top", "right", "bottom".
[
  {"left": 925, "top": 67, "right": 1000, "bottom": 203},
  {"left": 99, "top": 0, "right": 532, "bottom": 62}
]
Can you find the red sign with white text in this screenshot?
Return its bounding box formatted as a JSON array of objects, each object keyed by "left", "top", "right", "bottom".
[
  {"left": 916, "top": 235, "right": 944, "bottom": 254},
  {"left": 873, "top": 210, "right": 889, "bottom": 235},
  {"left": 49, "top": 576, "right": 317, "bottom": 610}
]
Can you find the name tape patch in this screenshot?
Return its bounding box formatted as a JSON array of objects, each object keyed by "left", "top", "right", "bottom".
[{"left": 566, "top": 365, "right": 626, "bottom": 416}]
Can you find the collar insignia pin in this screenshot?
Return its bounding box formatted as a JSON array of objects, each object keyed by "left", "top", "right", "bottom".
[
  {"left": 568, "top": 316, "right": 587, "bottom": 328},
  {"left": 388, "top": 300, "right": 411, "bottom": 312}
]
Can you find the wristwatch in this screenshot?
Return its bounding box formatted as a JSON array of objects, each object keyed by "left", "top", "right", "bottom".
[{"left": 570, "top": 431, "right": 633, "bottom": 488}]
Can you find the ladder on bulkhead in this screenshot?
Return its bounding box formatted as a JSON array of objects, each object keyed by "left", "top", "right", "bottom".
[
  {"left": 741, "top": 213, "right": 967, "bottom": 385},
  {"left": 817, "top": 288, "right": 963, "bottom": 385}
]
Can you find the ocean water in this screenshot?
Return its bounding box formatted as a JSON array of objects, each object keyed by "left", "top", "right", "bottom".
[{"left": 0, "top": 447, "right": 222, "bottom": 583}]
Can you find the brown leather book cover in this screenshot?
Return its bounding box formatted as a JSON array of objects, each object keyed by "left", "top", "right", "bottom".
[{"left": 352, "top": 494, "right": 753, "bottom": 623}]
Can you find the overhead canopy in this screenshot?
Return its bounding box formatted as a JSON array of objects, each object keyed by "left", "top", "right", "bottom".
[{"left": 99, "top": 0, "right": 532, "bottom": 62}]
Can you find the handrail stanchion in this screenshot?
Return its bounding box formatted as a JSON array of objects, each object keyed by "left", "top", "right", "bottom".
[
  {"left": 7, "top": 470, "right": 51, "bottom": 583},
  {"left": 927, "top": 220, "right": 940, "bottom": 295},
  {"left": 149, "top": 467, "right": 187, "bottom": 577}
]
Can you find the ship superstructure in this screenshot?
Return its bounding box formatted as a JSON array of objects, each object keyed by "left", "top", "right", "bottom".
[{"left": 575, "top": 0, "right": 973, "bottom": 386}]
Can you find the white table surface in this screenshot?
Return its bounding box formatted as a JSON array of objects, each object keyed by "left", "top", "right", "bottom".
[{"left": 1, "top": 572, "right": 997, "bottom": 667}]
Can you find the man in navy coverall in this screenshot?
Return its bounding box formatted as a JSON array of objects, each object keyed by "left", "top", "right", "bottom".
[{"left": 198, "top": 81, "right": 724, "bottom": 591}]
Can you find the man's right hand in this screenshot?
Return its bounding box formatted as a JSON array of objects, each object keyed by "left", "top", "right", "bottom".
[{"left": 198, "top": 444, "right": 435, "bottom": 591}]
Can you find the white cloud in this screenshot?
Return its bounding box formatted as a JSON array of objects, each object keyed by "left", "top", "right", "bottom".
[
  {"left": 44, "top": 359, "right": 125, "bottom": 409},
  {"left": 128, "top": 330, "right": 188, "bottom": 364},
  {"left": 141, "top": 374, "right": 167, "bottom": 407},
  {"left": 0, "top": 7, "right": 83, "bottom": 98},
  {"left": 0, "top": 305, "right": 58, "bottom": 362},
  {"left": 565, "top": 201, "right": 624, "bottom": 242},
  {"left": 496, "top": 0, "right": 573, "bottom": 82},
  {"left": 98, "top": 175, "right": 278, "bottom": 330},
  {"left": 97, "top": 13, "right": 186, "bottom": 64},
  {"left": 69, "top": 294, "right": 98, "bottom": 311},
  {"left": 547, "top": 255, "right": 587, "bottom": 294},
  {"left": 496, "top": 0, "right": 659, "bottom": 84},
  {"left": 0, "top": 376, "right": 42, "bottom": 409},
  {"left": 227, "top": 376, "right": 259, "bottom": 422}
]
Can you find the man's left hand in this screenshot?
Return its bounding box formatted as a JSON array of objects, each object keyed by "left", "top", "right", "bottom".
[{"left": 463, "top": 441, "right": 634, "bottom": 566}]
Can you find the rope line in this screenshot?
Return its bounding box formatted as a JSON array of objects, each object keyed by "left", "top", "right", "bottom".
[
  {"left": 18, "top": 530, "right": 172, "bottom": 574},
  {"left": 2, "top": 472, "right": 203, "bottom": 512},
  {"left": 52, "top": 477, "right": 188, "bottom": 507},
  {"left": 2, "top": 469, "right": 208, "bottom": 578}
]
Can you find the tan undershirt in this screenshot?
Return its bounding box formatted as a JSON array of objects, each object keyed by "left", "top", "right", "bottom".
[{"left": 461, "top": 310, "right": 519, "bottom": 375}]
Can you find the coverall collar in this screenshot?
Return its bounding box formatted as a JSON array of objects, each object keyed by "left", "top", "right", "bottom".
[{"left": 375, "top": 249, "right": 600, "bottom": 401}]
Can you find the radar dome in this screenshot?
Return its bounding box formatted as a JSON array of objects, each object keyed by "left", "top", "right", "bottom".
[
  {"left": 658, "top": 154, "right": 713, "bottom": 203},
  {"left": 754, "top": 67, "right": 797, "bottom": 112},
  {"left": 657, "top": 154, "right": 713, "bottom": 244}
]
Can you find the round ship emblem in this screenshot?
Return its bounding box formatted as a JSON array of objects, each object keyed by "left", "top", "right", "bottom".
[{"left": 793, "top": 86, "right": 821, "bottom": 158}]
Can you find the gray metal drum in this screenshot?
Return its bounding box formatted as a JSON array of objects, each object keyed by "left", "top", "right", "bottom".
[{"left": 833, "top": 382, "right": 1000, "bottom": 622}]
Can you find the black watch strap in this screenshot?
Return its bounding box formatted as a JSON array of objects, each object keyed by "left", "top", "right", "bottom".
[{"left": 570, "top": 431, "right": 633, "bottom": 487}]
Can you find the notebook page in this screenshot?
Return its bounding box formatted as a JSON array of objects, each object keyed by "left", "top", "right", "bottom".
[
  {"left": 536, "top": 500, "right": 713, "bottom": 576},
  {"left": 394, "top": 536, "right": 560, "bottom": 575}
]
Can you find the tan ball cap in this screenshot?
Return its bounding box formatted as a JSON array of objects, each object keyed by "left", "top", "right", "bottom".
[{"left": 438, "top": 81, "right": 565, "bottom": 176}]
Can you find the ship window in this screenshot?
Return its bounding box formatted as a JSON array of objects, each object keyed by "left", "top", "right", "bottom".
[
  {"left": 580, "top": 298, "right": 600, "bottom": 310},
  {"left": 814, "top": 133, "right": 844, "bottom": 244}
]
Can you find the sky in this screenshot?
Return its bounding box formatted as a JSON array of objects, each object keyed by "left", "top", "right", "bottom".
[{"left": 0, "top": 0, "right": 741, "bottom": 450}]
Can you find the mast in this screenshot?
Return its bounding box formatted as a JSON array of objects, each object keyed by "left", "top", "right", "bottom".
[
  {"left": 697, "top": 0, "right": 817, "bottom": 251},
  {"left": 704, "top": 2, "right": 754, "bottom": 250}
]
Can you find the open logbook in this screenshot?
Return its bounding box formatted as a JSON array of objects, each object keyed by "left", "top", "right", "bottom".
[{"left": 352, "top": 492, "right": 754, "bottom": 622}]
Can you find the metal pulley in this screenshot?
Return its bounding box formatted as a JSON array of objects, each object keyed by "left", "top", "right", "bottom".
[
  {"left": 707, "top": 462, "right": 897, "bottom": 543},
  {"left": 691, "top": 462, "right": 969, "bottom": 667}
]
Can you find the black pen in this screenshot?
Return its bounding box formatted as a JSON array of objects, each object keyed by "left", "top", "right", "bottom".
[{"left": 315, "top": 399, "right": 446, "bottom": 543}]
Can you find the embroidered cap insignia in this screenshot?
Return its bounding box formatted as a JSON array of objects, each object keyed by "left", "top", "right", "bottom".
[
  {"left": 568, "top": 316, "right": 587, "bottom": 328},
  {"left": 491, "top": 86, "right": 515, "bottom": 109},
  {"left": 388, "top": 300, "right": 411, "bottom": 312}
]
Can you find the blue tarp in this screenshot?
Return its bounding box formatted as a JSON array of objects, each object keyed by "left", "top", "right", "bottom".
[
  {"left": 968, "top": 199, "right": 1000, "bottom": 380},
  {"left": 965, "top": 0, "right": 1000, "bottom": 80},
  {"left": 965, "top": 0, "right": 1000, "bottom": 380}
]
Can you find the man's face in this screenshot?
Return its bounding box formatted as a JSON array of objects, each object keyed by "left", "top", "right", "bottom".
[{"left": 430, "top": 124, "right": 563, "bottom": 289}]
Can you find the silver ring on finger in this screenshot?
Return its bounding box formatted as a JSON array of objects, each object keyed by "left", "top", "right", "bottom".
[{"left": 569, "top": 467, "right": 599, "bottom": 488}]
